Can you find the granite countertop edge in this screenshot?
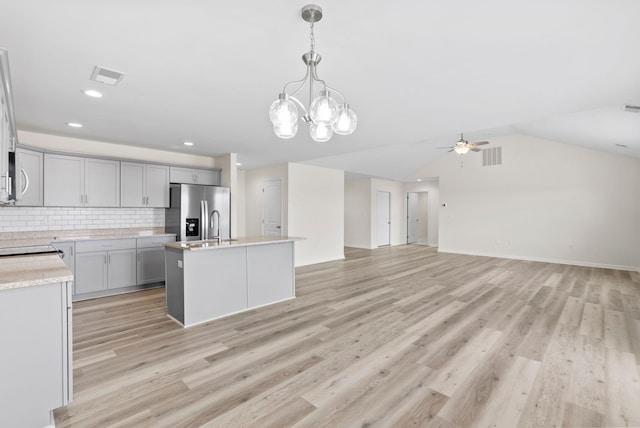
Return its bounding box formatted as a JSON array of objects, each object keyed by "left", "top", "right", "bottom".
[
  {"left": 165, "top": 236, "right": 305, "bottom": 251},
  {"left": 0, "top": 254, "right": 74, "bottom": 291}
]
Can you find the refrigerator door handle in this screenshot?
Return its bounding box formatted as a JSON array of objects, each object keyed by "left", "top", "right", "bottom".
[
  {"left": 203, "top": 200, "right": 209, "bottom": 240},
  {"left": 200, "top": 200, "right": 204, "bottom": 240}
]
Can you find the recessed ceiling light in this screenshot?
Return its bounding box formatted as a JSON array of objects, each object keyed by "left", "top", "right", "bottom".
[
  {"left": 236, "top": 162, "right": 242, "bottom": 166},
  {"left": 417, "top": 178, "right": 422, "bottom": 182},
  {"left": 82, "top": 89, "right": 103, "bottom": 98},
  {"left": 67, "top": 122, "right": 83, "bottom": 128},
  {"left": 183, "top": 141, "right": 194, "bottom": 146}
]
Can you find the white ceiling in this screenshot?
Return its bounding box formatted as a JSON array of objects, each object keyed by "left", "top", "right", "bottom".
[{"left": 1, "top": 0, "right": 639, "bottom": 181}]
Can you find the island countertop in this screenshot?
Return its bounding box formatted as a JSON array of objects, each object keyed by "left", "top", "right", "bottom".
[
  {"left": 0, "top": 254, "right": 73, "bottom": 291},
  {"left": 165, "top": 236, "right": 304, "bottom": 251}
]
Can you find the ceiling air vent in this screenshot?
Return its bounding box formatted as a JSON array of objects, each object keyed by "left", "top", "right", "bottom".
[
  {"left": 90, "top": 65, "right": 125, "bottom": 86},
  {"left": 483, "top": 147, "right": 502, "bottom": 167},
  {"left": 624, "top": 105, "right": 640, "bottom": 113}
]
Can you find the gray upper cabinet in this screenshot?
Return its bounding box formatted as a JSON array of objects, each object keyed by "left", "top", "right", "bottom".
[
  {"left": 44, "top": 154, "right": 120, "bottom": 207},
  {"left": 170, "top": 166, "right": 221, "bottom": 186},
  {"left": 121, "top": 162, "right": 169, "bottom": 208},
  {"left": 15, "top": 147, "right": 43, "bottom": 206}
]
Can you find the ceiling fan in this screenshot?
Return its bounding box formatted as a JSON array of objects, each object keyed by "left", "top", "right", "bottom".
[{"left": 438, "top": 133, "right": 489, "bottom": 155}]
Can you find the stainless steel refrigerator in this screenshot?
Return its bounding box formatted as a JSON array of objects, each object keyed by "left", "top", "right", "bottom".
[{"left": 165, "top": 184, "right": 230, "bottom": 241}]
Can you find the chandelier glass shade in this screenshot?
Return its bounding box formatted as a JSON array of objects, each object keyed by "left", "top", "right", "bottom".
[{"left": 269, "top": 4, "right": 357, "bottom": 142}]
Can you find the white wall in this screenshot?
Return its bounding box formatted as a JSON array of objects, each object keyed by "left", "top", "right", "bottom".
[
  {"left": 415, "top": 134, "right": 640, "bottom": 270},
  {"left": 216, "top": 153, "right": 239, "bottom": 238},
  {"left": 403, "top": 181, "right": 440, "bottom": 247},
  {"left": 288, "top": 164, "right": 344, "bottom": 266},
  {"left": 370, "top": 178, "right": 405, "bottom": 247},
  {"left": 18, "top": 131, "right": 217, "bottom": 167},
  {"left": 344, "top": 178, "right": 372, "bottom": 248},
  {"left": 244, "top": 164, "right": 288, "bottom": 237}
]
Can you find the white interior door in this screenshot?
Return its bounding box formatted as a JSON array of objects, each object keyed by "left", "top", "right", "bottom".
[
  {"left": 262, "top": 178, "right": 282, "bottom": 237},
  {"left": 407, "top": 192, "right": 418, "bottom": 244},
  {"left": 377, "top": 191, "right": 391, "bottom": 247}
]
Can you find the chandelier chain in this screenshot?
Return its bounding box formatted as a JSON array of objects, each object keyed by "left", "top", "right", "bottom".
[{"left": 309, "top": 22, "right": 316, "bottom": 52}]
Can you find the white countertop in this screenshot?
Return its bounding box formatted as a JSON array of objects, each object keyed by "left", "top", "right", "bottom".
[
  {"left": 165, "top": 236, "right": 304, "bottom": 251},
  {"left": 0, "top": 254, "right": 73, "bottom": 291}
]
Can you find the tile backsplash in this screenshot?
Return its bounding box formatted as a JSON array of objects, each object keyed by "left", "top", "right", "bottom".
[{"left": 0, "top": 207, "right": 165, "bottom": 233}]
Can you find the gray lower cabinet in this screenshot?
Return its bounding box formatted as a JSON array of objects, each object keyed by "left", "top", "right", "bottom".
[
  {"left": 0, "top": 281, "right": 72, "bottom": 427},
  {"left": 75, "top": 251, "right": 108, "bottom": 293},
  {"left": 137, "top": 236, "right": 175, "bottom": 284},
  {"left": 74, "top": 239, "right": 136, "bottom": 295},
  {"left": 72, "top": 235, "right": 175, "bottom": 299}
]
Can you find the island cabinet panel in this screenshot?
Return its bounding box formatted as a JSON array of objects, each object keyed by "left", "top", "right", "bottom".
[
  {"left": 164, "top": 238, "right": 299, "bottom": 328},
  {"left": 0, "top": 282, "right": 72, "bottom": 427},
  {"left": 247, "top": 241, "right": 295, "bottom": 308},
  {"left": 183, "top": 247, "right": 248, "bottom": 326}
]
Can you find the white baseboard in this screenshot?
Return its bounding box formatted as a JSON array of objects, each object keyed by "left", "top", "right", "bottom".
[{"left": 437, "top": 248, "right": 640, "bottom": 272}]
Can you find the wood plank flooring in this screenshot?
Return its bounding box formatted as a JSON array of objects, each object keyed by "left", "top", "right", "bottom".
[{"left": 54, "top": 245, "right": 640, "bottom": 427}]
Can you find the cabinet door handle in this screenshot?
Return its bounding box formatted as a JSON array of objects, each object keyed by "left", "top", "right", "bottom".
[
  {"left": 81, "top": 194, "right": 84, "bottom": 204},
  {"left": 104, "top": 255, "right": 107, "bottom": 265},
  {"left": 142, "top": 196, "right": 145, "bottom": 205},
  {"left": 20, "top": 168, "right": 29, "bottom": 196}
]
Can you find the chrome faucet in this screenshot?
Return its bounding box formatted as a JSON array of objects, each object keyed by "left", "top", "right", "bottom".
[{"left": 210, "top": 209, "right": 221, "bottom": 243}]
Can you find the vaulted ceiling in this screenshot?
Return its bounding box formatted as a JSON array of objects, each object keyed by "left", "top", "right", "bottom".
[{"left": 1, "top": 0, "right": 639, "bottom": 181}]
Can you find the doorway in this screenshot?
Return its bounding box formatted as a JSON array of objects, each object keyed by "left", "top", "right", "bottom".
[
  {"left": 262, "top": 178, "right": 282, "bottom": 237},
  {"left": 377, "top": 191, "right": 391, "bottom": 247},
  {"left": 406, "top": 191, "right": 429, "bottom": 245}
]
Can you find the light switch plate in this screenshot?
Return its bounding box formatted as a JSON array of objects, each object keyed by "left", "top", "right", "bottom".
[{"left": 177, "top": 260, "right": 183, "bottom": 269}]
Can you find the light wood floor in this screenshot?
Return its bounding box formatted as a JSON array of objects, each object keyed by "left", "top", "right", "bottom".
[{"left": 54, "top": 245, "right": 640, "bottom": 427}]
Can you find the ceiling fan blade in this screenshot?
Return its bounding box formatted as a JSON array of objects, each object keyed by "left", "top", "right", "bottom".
[
  {"left": 470, "top": 147, "right": 481, "bottom": 152},
  {"left": 436, "top": 146, "right": 453, "bottom": 149},
  {"left": 448, "top": 149, "right": 454, "bottom": 152},
  {"left": 471, "top": 141, "right": 489, "bottom": 146}
]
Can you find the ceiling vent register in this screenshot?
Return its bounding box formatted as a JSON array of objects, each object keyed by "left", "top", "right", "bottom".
[
  {"left": 482, "top": 147, "right": 502, "bottom": 166},
  {"left": 90, "top": 66, "right": 125, "bottom": 86}
]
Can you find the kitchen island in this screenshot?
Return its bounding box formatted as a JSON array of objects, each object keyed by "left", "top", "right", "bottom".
[{"left": 164, "top": 236, "right": 302, "bottom": 327}]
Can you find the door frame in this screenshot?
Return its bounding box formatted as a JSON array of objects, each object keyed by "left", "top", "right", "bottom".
[{"left": 405, "top": 190, "right": 429, "bottom": 246}]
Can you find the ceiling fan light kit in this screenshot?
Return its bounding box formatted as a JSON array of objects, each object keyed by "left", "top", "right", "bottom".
[
  {"left": 438, "top": 133, "right": 490, "bottom": 155},
  {"left": 269, "top": 4, "right": 357, "bottom": 142}
]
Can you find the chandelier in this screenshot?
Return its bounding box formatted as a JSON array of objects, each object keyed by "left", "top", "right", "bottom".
[{"left": 269, "top": 4, "right": 357, "bottom": 142}]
